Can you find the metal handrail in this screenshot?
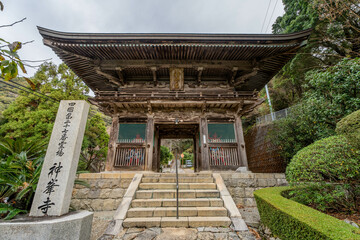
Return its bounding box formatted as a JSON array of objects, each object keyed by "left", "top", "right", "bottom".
[{"left": 175, "top": 155, "right": 179, "bottom": 219}]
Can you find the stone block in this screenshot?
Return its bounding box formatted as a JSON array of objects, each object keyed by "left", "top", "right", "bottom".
[
  {"left": 153, "top": 190, "right": 175, "bottom": 199},
  {"left": 70, "top": 199, "right": 81, "bottom": 210},
  {"left": 234, "top": 188, "right": 246, "bottom": 198},
  {"left": 257, "top": 179, "right": 268, "bottom": 187},
  {"left": 120, "top": 172, "right": 136, "bottom": 178},
  {"left": 209, "top": 199, "right": 223, "bottom": 207},
  {"left": 102, "top": 199, "right": 116, "bottom": 211},
  {"left": 123, "top": 217, "right": 161, "bottom": 228},
  {"left": 196, "top": 190, "right": 219, "bottom": 198},
  {"left": 101, "top": 172, "right": 121, "bottom": 179},
  {"left": 0, "top": 211, "right": 93, "bottom": 240},
  {"left": 100, "top": 189, "right": 112, "bottom": 199},
  {"left": 243, "top": 198, "right": 257, "bottom": 207},
  {"left": 178, "top": 190, "right": 196, "bottom": 198},
  {"left": 96, "top": 179, "right": 111, "bottom": 189},
  {"left": 267, "top": 179, "right": 277, "bottom": 187},
  {"left": 88, "top": 189, "right": 101, "bottom": 199},
  {"left": 136, "top": 190, "right": 153, "bottom": 199},
  {"left": 113, "top": 197, "right": 133, "bottom": 220},
  {"left": 197, "top": 207, "right": 227, "bottom": 217},
  {"left": 277, "top": 178, "right": 288, "bottom": 186},
  {"left": 244, "top": 188, "right": 254, "bottom": 198},
  {"left": 153, "top": 207, "right": 168, "bottom": 217},
  {"left": 120, "top": 179, "right": 132, "bottom": 188},
  {"left": 233, "top": 173, "right": 255, "bottom": 179},
  {"left": 254, "top": 173, "right": 274, "bottom": 179},
  {"left": 231, "top": 217, "right": 248, "bottom": 231},
  {"left": 91, "top": 199, "right": 104, "bottom": 211},
  {"left": 189, "top": 183, "right": 216, "bottom": 189},
  {"left": 132, "top": 199, "right": 162, "bottom": 208},
  {"left": 74, "top": 188, "right": 90, "bottom": 199},
  {"left": 127, "top": 208, "right": 155, "bottom": 218},
  {"left": 161, "top": 217, "right": 189, "bottom": 227},
  {"left": 78, "top": 173, "right": 101, "bottom": 179},
  {"left": 188, "top": 217, "right": 231, "bottom": 227},
  {"left": 111, "top": 188, "right": 125, "bottom": 198},
  {"left": 274, "top": 173, "right": 286, "bottom": 179},
  {"left": 222, "top": 195, "right": 241, "bottom": 218}
]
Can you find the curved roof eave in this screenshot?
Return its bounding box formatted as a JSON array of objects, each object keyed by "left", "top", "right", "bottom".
[{"left": 37, "top": 26, "right": 312, "bottom": 43}]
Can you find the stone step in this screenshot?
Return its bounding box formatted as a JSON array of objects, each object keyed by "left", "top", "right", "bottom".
[
  {"left": 123, "top": 216, "right": 231, "bottom": 228},
  {"left": 127, "top": 207, "right": 228, "bottom": 218},
  {"left": 143, "top": 173, "right": 212, "bottom": 178},
  {"left": 138, "top": 183, "right": 217, "bottom": 190},
  {"left": 141, "top": 177, "right": 214, "bottom": 183},
  {"left": 135, "top": 189, "right": 220, "bottom": 199},
  {"left": 131, "top": 198, "right": 223, "bottom": 208}
]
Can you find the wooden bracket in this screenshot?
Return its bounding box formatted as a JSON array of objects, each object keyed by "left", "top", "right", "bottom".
[
  {"left": 94, "top": 66, "right": 123, "bottom": 87},
  {"left": 150, "top": 67, "right": 157, "bottom": 86},
  {"left": 197, "top": 67, "right": 204, "bottom": 85},
  {"left": 234, "top": 67, "right": 259, "bottom": 87}
]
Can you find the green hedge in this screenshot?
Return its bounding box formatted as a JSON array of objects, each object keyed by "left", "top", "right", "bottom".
[{"left": 254, "top": 187, "right": 360, "bottom": 240}]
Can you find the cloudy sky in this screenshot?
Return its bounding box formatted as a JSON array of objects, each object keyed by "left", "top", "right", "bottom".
[{"left": 0, "top": 0, "right": 284, "bottom": 77}]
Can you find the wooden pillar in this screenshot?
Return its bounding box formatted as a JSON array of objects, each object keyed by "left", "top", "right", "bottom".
[
  {"left": 152, "top": 126, "right": 160, "bottom": 171},
  {"left": 194, "top": 128, "right": 200, "bottom": 172},
  {"left": 199, "top": 117, "right": 210, "bottom": 170},
  {"left": 235, "top": 115, "right": 249, "bottom": 168},
  {"left": 145, "top": 115, "right": 155, "bottom": 171},
  {"left": 105, "top": 116, "right": 119, "bottom": 171}
]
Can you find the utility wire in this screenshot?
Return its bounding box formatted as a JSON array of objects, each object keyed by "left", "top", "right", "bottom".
[
  {"left": 0, "top": 80, "right": 57, "bottom": 103},
  {"left": 10, "top": 80, "right": 59, "bottom": 101},
  {"left": 265, "top": 0, "right": 279, "bottom": 33},
  {"left": 261, "top": 0, "right": 272, "bottom": 33},
  {"left": 0, "top": 84, "right": 35, "bottom": 101}
]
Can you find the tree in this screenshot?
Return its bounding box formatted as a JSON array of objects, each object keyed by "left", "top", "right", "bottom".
[
  {"left": 160, "top": 146, "right": 173, "bottom": 166},
  {"left": 79, "top": 113, "right": 109, "bottom": 172},
  {"left": 0, "top": 62, "right": 89, "bottom": 142},
  {"left": 265, "top": 0, "right": 360, "bottom": 111},
  {"left": 270, "top": 58, "right": 360, "bottom": 162}
]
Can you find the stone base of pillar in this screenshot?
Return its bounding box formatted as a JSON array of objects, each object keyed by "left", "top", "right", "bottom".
[{"left": 0, "top": 211, "right": 93, "bottom": 240}]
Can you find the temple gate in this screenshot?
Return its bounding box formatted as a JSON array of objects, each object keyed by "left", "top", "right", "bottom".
[{"left": 38, "top": 27, "right": 311, "bottom": 172}]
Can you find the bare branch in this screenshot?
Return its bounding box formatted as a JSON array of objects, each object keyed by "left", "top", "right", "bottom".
[{"left": 0, "top": 17, "right": 26, "bottom": 28}]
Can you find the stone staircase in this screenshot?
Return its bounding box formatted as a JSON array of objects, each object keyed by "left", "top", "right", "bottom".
[{"left": 122, "top": 172, "right": 232, "bottom": 228}]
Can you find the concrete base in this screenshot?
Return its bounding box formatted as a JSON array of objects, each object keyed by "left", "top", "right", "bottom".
[
  {"left": 0, "top": 211, "right": 93, "bottom": 240},
  {"left": 235, "top": 167, "right": 252, "bottom": 173}
]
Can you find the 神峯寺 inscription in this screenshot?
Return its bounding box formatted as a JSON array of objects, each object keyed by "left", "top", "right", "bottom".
[{"left": 30, "top": 100, "right": 89, "bottom": 217}]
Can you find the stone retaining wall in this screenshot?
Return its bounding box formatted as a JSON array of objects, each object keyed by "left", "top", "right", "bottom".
[
  {"left": 71, "top": 173, "right": 135, "bottom": 211},
  {"left": 220, "top": 173, "right": 287, "bottom": 207},
  {"left": 71, "top": 172, "right": 287, "bottom": 211}
]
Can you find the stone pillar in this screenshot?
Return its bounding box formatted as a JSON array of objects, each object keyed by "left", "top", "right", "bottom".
[
  {"left": 199, "top": 117, "right": 210, "bottom": 170},
  {"left": 30, "top": 100, "right": 89, "bottom": 217},
  {"left": 145, "top": 115, "right": 154, "bottom": 171},
  {"left": 105, "top": 116, "right": 119, "bottom": 171},
  {"left": 235, "top": 115, "right": 248, "bottom": 168}
]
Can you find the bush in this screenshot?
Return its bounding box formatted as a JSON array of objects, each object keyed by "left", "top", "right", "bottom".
[
  {"left": 336, "top": 109, "right": 360, "bottom": 149},
  {"left": 254, "top": 187, "right": 360, "bottom": 240},
  {"left": 286, "top": 135, "right": 360, "bottom": 212}
]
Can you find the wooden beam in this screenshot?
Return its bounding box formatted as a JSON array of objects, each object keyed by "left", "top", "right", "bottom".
[
  {"left": 94, "top": 67, "right": 123, "bottom": 87},
  {"left": 199, "top": 117, "right": 210, "bottom": 171},
  {"left": 115, "top": 67, "right": 125, "bottom": 85},
  {"left": 150, "top": 67, "right": 157, "bottom": 86},
  {"left": 100, "top": 59, "right": 253, "bottom": 70},
  {"left": 145, "top": 116, "right": 155, "bottom": 171},
  {"left": 235, "top": 115, "right": 248, "bottom": 168},
  {"left": 234, "top": 67, "right": 259, "bottom": 87},
  {"left": 229, "top": 67, "right": 238, "bottom": 85},
  {"left": 197, "top": 67, "right": 204, "bottom": 85}
]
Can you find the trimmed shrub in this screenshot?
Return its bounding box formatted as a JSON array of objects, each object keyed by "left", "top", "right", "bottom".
[
  {"left": 336, "top": 109, "right": 360, "bottom": 149},
  {"left": 286, "top": 135, "right": 360, "bottom": 184},
  {"left": 254, "top": 187, "right": 360, "bottom": 240},
  {"left": 286, "top": 135, "right": 360, "bottom": 212}
]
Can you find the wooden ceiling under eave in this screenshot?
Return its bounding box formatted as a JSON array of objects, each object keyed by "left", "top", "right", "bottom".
[{"left": 37, "top": 27, "right": 312, "bottom": 92}]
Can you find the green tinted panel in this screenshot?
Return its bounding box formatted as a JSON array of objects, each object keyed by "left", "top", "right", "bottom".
[
  {"left": 118, "top": 123, "right": 146, "bottom": 143},
  {"left": 208, "top": 123, "right": 236, "bottom": 143}
]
